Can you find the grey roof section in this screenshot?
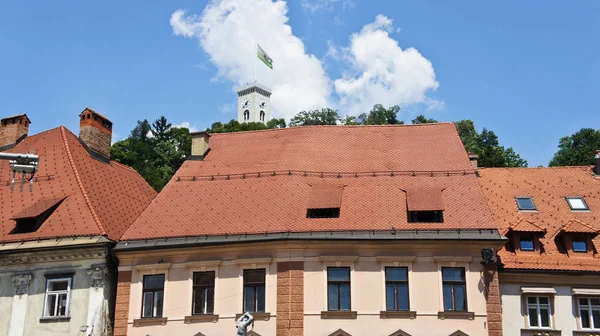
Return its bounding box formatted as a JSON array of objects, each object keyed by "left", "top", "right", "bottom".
[
  {"left": 115, "top": 229, "right": 506, "bottom": 252},
  {"left": 237, "top": 81, "right": 272, "bottom": 94}
]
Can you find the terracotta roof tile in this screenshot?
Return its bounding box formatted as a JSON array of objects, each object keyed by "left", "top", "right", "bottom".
[
  {"left": 478, "top": 166, "right": 600, "bottom": 272},
  {"left": 508, "top": 217, "right": 546, "bottom": 233},
  {"left": 0, "top": 126, "right": 156, "bottom": 243},
  {"left": 122, "top": 124, "right": 496, "bottom": 241},
  {"left": 406, "top": 187, "right": 445, "bottom": 211},
  {"left": 9, "top": 196, "right": 66, "bottom": 219}
]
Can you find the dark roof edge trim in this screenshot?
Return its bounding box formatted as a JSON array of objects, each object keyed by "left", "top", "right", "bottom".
[{"left": 116, "top": 229, "right": 506, "bottom": 252}]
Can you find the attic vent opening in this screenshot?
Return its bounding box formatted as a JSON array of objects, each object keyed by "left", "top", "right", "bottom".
[
  {"left": 9, "top": 197, "right": 66, "bottom": 234},
  {"left": 409, "top": 211, "right": 443, "bottom": 223},
  {"left": 405, "top": 188, "right": 445, "bottom": 223},
  {"left": 306, "top": 184, "right": 343, "bottom": 219}
]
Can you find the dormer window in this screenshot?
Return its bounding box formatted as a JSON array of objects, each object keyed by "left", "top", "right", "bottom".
[
  {"left": 507, "top": 218, "right": 546, "bottom": 254},
  {"left": 405, "top": 188, "right": 445, "bottom": 223},
  {"left": 307, "top": 208, "right": 340, "bottom": 218},
  {"left": 566, "top": 197, "right": 589, "bottom": 211},
  {"left": 519, "top": 235, "right": 535, "bottom": 251},
  {"left": 516, "top": 197, "right": 536, "bottom": 211},
  {"left": 558, "top": 220, "right": 598, "bottom": 256},
  {"left": 306, "top": 184, "right": 343, "bottom": 219},
  {"left": 408, "top": 211, "right": 443, "bottom": 223},
  {"left": 573, "top": 238, "right": 588, "bottom": 253},
  {"left": 9, "top": 197, "right": 66, "bottom": 234}
]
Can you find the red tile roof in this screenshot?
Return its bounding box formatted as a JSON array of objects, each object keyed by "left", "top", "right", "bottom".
[
  {"left": 122, "top": 124, "right": 497, "bottom": 241},
  {"left": 478, "top": 167, "right": 600, "bottom": 271},
  {"left": 0, "top": 126, "right": 156, "bottom": 242}
]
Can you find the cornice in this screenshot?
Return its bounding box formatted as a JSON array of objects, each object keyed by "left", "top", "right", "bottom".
[{"left": 0, "top": 247, "right": 107, "bottom": 267}]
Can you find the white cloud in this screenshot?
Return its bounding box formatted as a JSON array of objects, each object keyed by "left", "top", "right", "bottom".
[
  {"left": 218, "top": 103, "right": 234, "bottom": 114},
  {"left": 170, "top": 1, "right": 332, "bottom": 120},
  {"left": 334, "top": 15, "right": 441, "bottom": 116},
  {"left": 301, "top": 0, "right": 353, "bottom": 13},
  {"left": 173, "top": 121, "right": 199, "bottom": 132},
  {"left": 324, "top": 40, "right": 339, "bottom": 59}
]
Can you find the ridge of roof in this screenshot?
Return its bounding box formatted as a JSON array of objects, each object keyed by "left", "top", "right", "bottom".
[
  {"left": 208, "top": 122, "right": 455, "bottom": 136},
  {"left": 480, "top": 166, "right": 593, "bottom": 171},
  {"left": 59, "top": 126, "right": 106, "bottom": 236}
]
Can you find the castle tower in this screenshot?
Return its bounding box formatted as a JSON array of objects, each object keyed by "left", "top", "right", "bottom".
[{"left": 237, "top": 82, "right": 271, "bottom": 124}]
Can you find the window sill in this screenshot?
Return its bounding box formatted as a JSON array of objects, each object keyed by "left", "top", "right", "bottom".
[
  {"left": 320, "top": 311, "right": 357, "bottom": 319},
  {"left": 235, "top": 313, "right": 271, "bottom": 321},
  {"left": 437, "top": 311, "right": 474, "bottom": 320},
  {"left": 572, "top": 331, "right": 600, "bottom": 336},
  {"left": 184, "top": 314, "right": 219, "bottom": 323},
  {"left": 39, "top": 316, "right": 70, "bottom": 323},
  {"left": 379, "top": 311, "right": 416, "bottom": 319},
  {"left": 519, "top": 328, "right": 562, "bottom": 336},
  {"left": 133, "top": 317, "right": 168, "bottom": 327}
]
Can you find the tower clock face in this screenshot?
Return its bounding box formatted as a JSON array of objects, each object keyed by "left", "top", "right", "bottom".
[
  {"left": 241, "top": 98, "right": 251, "bottom": 109},
  {"left": 258, "top": 99, "right": 267, "bottom": 109}
]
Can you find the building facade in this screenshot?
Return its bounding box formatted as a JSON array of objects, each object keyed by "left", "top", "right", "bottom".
[
  {"left": 115, "top": 124, "right": 505, "bottom": 336},
  {"left": 478, "top": 162, "right": 600, "bottom": 336},
  {"left": 0, "top": 110, "right": 156, "bottom": 336}
]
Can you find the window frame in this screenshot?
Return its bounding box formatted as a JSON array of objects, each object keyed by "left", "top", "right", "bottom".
[
  {"left": 192, "top": 271, "right": 215, "bottom": 315},
  {"left": 525, "top": 295, "right": 552, "bottom": 329},
  {"left": 243, "top": 269, "right": 266, "bottom": 313},
  {"left": 516, "top": 197, "right": 537, "bottom": 211},
  {"left": 327, "top": 267, "right": 351, "bottom": 311},
  {"left": 573, "top": 237, "right": 588, "bottom": 253},
  {"left": 441, "top": 267, "right": 467, "bottom": 312},
  {"left": 384, "top": 267, "right": 410, "bottom": 311},
  {"left": 578, "top": 297, "right": 600, "bottom": 330},
  {"left": 519, "top": 235, "right": 535, "bottom": 251},
  {"left": 566, "top": 196, "right": 590, "bottom": 211},
  {"left": 42, "top": 277, "right": 72, "bottom": 318},
  {"left": 141, "top": 274, "right": 165, "bottom": 318}
]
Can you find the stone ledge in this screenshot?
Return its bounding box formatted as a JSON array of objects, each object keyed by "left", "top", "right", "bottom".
[
  {"left": 133, "top": 317, "right": 168, "bottom": 327},
  {"left": 320, "top": 311, "right": 357, "bottom": 319},
  {"left": 437, "top": 311, "right": 475, "bottom": 320},
  {"left": 519, "top": 328, "right": 563, "bottom": 336},
  {"left": 235, "top": 312, "right": 271, "bottom": 321},
  {"left": 39, "top": 316, "right": 70, "bottom": 323},
  {"left": 379, "top": 311, "right": 417, "bottom": 319},
  {"left": 184, "top": 314, "right": 219, "bottom": 323},
  {"left": 573, "top": 331, "right": 600, "bottom": 336}
]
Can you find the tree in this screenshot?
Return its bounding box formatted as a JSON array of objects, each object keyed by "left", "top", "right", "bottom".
[
  {"left": 111, "top": 117, "right": 192, "bottom": 191},
  {"left": 411, "top": 115, "right": 438, "bottom": 124},
  {"left": 206, "top": 118, "right": 286, "bottom": 133},
  {"left": 357, "top": 104, "right": 403, "bottom": 125},
  {"left": 549, "top": 128, "right": 600, "bottom": 166},
  {"left": 289, "top": 108, "right": 340, "bottom": 126}
]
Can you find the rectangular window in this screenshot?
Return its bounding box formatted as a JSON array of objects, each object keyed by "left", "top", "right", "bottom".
[
  {"left": 327, "top": 267, "right": 351, "bottom": 311},
  {"left": 442, "top": 267, "right": 466, "bottom": 311},
  {"left": 43, "top": 278, "right": 71, "bottom": 318},
  {"left": 306, "top": 208, "right": 340, "bottom": 218},
  {"left": 142, "top": 274, "right": 165, "bottom": 318},
  {"left": 527, "top": 296, "right": 552, "bottom": 328},
  {"left": 573, "top": 238, "right": 588, "bottom": 253},
  {"left": 243, "top": 269, "right": 266, "bottom": 313},
  {"left": 517, "top": 197, "right": 536, "bottom": 210},
  {"left": 579, "top": 297, "right": 600, "bottom": 329},
  {"left": 520, "top": 235, "right": 535, "bottom": 251},
  {"left": 192, "top": 271, "right": 215, "bottom": 315},
  {"left": 385, "top": 267, "right": 409, "bottom": 311},
  {"left": 566, "top": 197, "right": 589, "bottom": 211},
  {"left": 408, "top": 211, "right": 443, "bottom": 223}
]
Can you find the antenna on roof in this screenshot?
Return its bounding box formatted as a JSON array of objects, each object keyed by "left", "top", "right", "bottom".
[{"left": 1, "top": 152, "right": 39, "bottom": 192}]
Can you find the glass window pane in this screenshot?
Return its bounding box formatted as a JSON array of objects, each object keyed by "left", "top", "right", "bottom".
[
  {"left": 573, "top": 240, "right": 587, "bottom": 252},
  {"left": 50, "top": 280, "right": 68, "bottom": 291},
  {"left": 206, "top": 288, "right": 214, "bottom": 314},
  {"left": 385, "top": 268, "right": 407, "bottom": 282},
  {"left": 47, "top": 294, "right": 57, "bottom": 317},
  {"left": 520, "top": 237, "right": 534, "bottom": 251},
  {"left": 527, "top": 297, "right": 537, "bottom": 304},
  {"left": 398, "top": 284, "right": 409, "bottom": 311},
  {"left": 194, "top": 272, "right": 215, "bottom": 286},
  {"left": 538, "top": 297, "right": 549, "bottom": 305},
  {"left": 455, "top": 285, "right": 466, "bottom": 311},
  {"left": 540, "top": 307, "right": 550, "bottom": 327},
  {"left": 443, "top": 285, "right": 454, "bottom": 311},
  {"left": 340, "top": 284, "right": 351, "bottom": 311},
  {"left": 592, "top": 309, "right": 600, "bottom": 329},
  {"left": 154, "top": 291, "right": 164, "bottom": 317},
  {"left": 517, "top": 197, "right": 536, "bottom": 210},
  {"left": 256, "top": 285, "right": 265, "bottom": 312},
  {"left": 142, "top": 292, "right": 153, "bottom": 317},
  {"left": 193, "top": 288, "right": 205, "bottom": 314},
  {"left": 567, "top": 197, "right": 588, "bottom": 210},
  {"left": 528, "top": 307, "right": 539, "bottom": 327},
  {"left": 244, "top": 287, "right": 255, "bottom": 313},
  {"left": 244, "top": 269, "right": 265, "bottom": 284},
  {"left": 144, "top": 275, "right": 164, "bottom": 290},
  {"left": 442, "top": 268, "right": 464, "bottom": 282},
  {"left": 328, "top": 285, "right": 338, "bottom": 311},
  {"left": 386, "top": 284, "right": 396, "bottom": 311},
  {"left": 328, "top": 268, "right": 350, "bottom": 281},
  {"left": 580, "top": 298, "right": 589, "bottom": 306},
  {"left": 592, "top": 298, "right": 600, "bottom": 306},
  {"left": 582, "top": 308, "right": 591, "bottom": 328},
  {"left": 57, "top": 293, "right": 67, "bottom": 316}
]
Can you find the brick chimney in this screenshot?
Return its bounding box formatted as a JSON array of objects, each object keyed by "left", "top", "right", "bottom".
[
  {"left": 0, "top": 114, "right": 31, "bottom": 149},
  {"left": 79, "top": 108, "right": 112, "bottom": 159},
  {"left": 595, "top": 150, "right": 600, "bottom": 176},
  {"left": 190, "top": 131, "right": 210, "bottom": 160},
  {"left": 468, "top": 152, "right": 479, "bottom": 170}
]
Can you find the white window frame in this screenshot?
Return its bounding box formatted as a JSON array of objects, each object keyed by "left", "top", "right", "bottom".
[
  {"left": 566, "top": 196, "right": 589, "bottom": 211},
  {"left": 526, "top": 295, "right": 552, "bottom": 329},
  {"left": 578, "top": 297, "right": 600, "bottom": 330},
  {"left": 42, "top": 277, "right": 71, "bottom": 318}
]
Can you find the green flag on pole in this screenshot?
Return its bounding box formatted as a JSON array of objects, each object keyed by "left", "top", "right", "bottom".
[{"left": 257, "top": 44, "right": 273, "bottom": 69}]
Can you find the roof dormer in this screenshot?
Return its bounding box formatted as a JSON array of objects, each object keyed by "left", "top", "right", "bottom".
[
  {"left": 556, "top": 219, "right": 598, "bottom": 257},
  {"left": 506, "top": 218, "right": 547, "bottom": 255}
]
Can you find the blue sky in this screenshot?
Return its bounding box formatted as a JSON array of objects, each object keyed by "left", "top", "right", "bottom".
[{"left": 0, "top": 1, "right": 598, "bottom": 166}]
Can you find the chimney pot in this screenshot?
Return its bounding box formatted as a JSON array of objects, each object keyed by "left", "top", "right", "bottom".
[
  {"left": 0, "top": 114, "right": 31, "bottom": 149},
  {"left": 468, "top": 152, "right": 479, "bottom": 170},
  {"left": 190, "top": 131, "right": 210, "bottom": 159},
  {"left": 594, "top": 150, "right": 600, "bottom": 176},
  {"left": 79, "top": 107, "right": 112, "bottom": 159}
]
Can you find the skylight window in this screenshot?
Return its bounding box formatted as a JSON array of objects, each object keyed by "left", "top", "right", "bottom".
[
  {"left": 516, "top": 197, "right": 536, "bottom": 211},
  {"left": 566, "top": 197, "right": 589, "bottom": 211}
]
